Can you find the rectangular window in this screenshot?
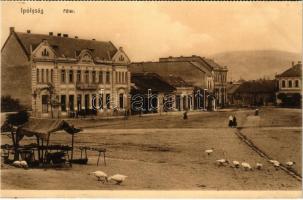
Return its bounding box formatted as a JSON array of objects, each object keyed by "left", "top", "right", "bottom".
[
  {"left": 77, "top": 95, "right": 82, "bottom": 111},
  {"left": 99, "top": 71, "right": 103, "bottom": 84},
  {"left": 106, "top": 94, "right": 110, "bottom": 109},
  {"left": 50, "top": 69, "right": 53, "bottom": 83},
  {"left": 46, "top": 69, "right": 49, "bottom": 83},
  {"left": 61, "top": 69, "right": 66, "bottom": 83},
  {"left": 36, "top": 69, "right": 40, "bottom": 83},
  {"left": 41, "top": 69, "right": 45, "bottom": 83},
  {"left": 69, "top": 70, "right": 73, "bottom": 83},
  {"left": 85, "top": 71, "right": 89, "bottom": 83},
  {"left": 61, "top": 95, "right": 66, "bottom": 112},
  {"left": 119, "top": 93, "right": 124, "bottom": 109},
  {"left": 77, "top": 70, "right": 81, "bottom": 82},
  {"left": 125, "top": 72, "right": 128, "bottom": 83},
  {"left": 42, "top": 95, "right": 49, "bottom": 113},
  {"left": 69, "top": 95, "right": 74, "bottom": 111},
  {"left": 106, "top": 72, "right": 110, "bottom": 84},
  {"left": 92, "top": 71, "right": 96, "bottom": 83}
]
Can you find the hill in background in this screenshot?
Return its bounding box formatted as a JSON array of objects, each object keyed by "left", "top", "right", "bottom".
[{"left": 211, "top": 50, "right": 301, "bottom": 81}]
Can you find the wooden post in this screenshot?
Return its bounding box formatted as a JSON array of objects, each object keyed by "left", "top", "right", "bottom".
[
  {"left": 36, "top": 136, "right": 41, "bottom": 162},
  {"left": 70, "top": 133, "right": 74, "bottom": 167},
  {"left": 97, "top": 151, "right": 101, "bottom": 166},
  {"left": 103, "top": 152, "right": 106, "bottom": 166},
  {"left": 44, "top": 134, "right": 51, "bottom": 164}
]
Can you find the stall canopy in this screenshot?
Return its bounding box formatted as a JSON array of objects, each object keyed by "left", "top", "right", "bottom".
[{"left": 17, "top": 118, "right": 82, "bottom": 140}]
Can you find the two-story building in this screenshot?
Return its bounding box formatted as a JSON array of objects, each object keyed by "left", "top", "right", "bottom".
[
  {"left": 1, "top": 27, "right": 131, "bottom": 118},
  {"left": 130, "top": 55, "right": 228, "bottom": 110},
  {"left": 275, "top": 61, "right": 302, "bottom": 107}
]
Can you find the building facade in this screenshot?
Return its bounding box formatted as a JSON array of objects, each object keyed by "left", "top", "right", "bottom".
[
  {"left": 275, "top": 61, "right": 302, "bottom": 107},
  {"left": 1, "top": 27, "right": 131, "bottom": 118},
  {"left": 130, "top": 55, "right": 228, "bottom": 110}
]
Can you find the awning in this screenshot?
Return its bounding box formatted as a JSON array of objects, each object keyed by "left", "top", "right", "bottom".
[{"left": 17, "top": 118, "right": 82, "bottom": 140}]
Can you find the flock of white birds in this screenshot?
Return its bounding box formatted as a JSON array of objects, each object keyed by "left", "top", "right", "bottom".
[
  {"left": 89, "top": 171, "right": 127, "bottom": 185},
  {"left": 205, "top": 149, "right": 296, "bottom": 171}
]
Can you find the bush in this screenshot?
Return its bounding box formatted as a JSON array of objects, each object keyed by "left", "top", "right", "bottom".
[
  {"left": 1, "top": 96, "right": 23, "bottom": 112},
  {"left": 6, "top": 110, "right": 29, "bottom": 126}
]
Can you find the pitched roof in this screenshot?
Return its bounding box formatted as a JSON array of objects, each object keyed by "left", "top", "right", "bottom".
[
  {"left": 234, "top": 80, "right": 277, "bottom": 94},
  {"left": 130, "top": 61, "right": 208, "bottom": 89},
  {"left": 18, "top": 119, "right": 81, "bottom": 139},
  {"left": 163, "top": 75, "right": 192, "bottom": 87},
  {"left": 131, "top": 73, "right": 175, "bottom": 93},
  {"left": 15, "top": 32, "right": 117, "bottom": 60},
  {"left": 276, "top": 63, "right": 302, "bottom": 77},
  {"left": 227, "top": 83, "right": 241, "bottom": 95},
  {"left": 159, "top": 56, "right": 213, "bottom": 72}
]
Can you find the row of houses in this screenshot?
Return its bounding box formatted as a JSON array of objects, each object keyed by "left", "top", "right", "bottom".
[
  {"left": 1, "top": 27, "right": 228, "bottom": 118},
  {"left": 227, "top": 61, "right": 302, "bottom": 107}
]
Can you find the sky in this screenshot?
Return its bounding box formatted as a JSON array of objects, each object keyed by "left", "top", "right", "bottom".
[{"left": 1, "top": 1, "right": 302, "bottom": 61}]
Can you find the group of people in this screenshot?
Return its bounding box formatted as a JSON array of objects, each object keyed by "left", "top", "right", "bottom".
[{"left": 228, "top": 115, "right": 237, "bottom": 128}]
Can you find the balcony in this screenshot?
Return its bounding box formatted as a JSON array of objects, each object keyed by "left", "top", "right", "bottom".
[{"left": 76, "top": 82, "right": 98, "bottom": 90}]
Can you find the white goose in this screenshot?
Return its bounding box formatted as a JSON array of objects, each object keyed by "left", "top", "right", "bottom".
[
  {"left": 216, "top": 159, "right": 229, "bottom": 166},
  {"left": 205, "top": 148, "right": 214, "bottom": 155},
  {"left": 241, "top": 162, "right": 252, "bottom": 171},
  {"left": 12, "top": 161, "right": 21, "bottom": 168},
  {"left": 269, "top": 160, "right": 280, "bottom": 170},
  {"left": 256, "top": 163, "right": 263, "bottom": 170},
  {"left": 232, "top": 160, "right": 240, "bottom": 168},
  {"left": 108, "top": 174, "right": 127, "bottom": 185},
  {"left": 286, "top": 161, "right": 296, "bottom": 167},
  {"left": 20, "top": 160, "right": 28, "bottom": 169},
  {"left": 89, "top": 171, "right": 108, "bottom": 183}
]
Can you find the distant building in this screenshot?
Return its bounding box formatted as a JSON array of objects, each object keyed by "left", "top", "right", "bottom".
[
  {"left": 228, "top": 80, "right": 277, "bottom": 107},
  {"left": 1, "top": 27, "right": 131, "bottom": 117},
  {"left": 130, "top": 73, "right": 176, "bottom": 114},
  {"left": 163, "top": 75, "right": 195, "bottom": 111},
  {"left": 130, "top": 55, "right": 228, "bottom": 110},
  {"left": 275, "top": 61, "right": 302, "bottom": 107}
]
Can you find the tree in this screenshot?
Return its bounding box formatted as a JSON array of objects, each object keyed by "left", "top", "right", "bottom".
[
  {"left": 1, "top": 96, "right": 23, "bottom": 112},
  {"left": 36, "top": 83, "right": 59, "bottom": 118},
  {"left": 3, "top": 110, "right": 29, "bottom": 160}
]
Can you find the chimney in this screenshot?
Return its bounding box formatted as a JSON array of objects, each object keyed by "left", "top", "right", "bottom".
[
  {"left": 27, "top": 30, "right": 31, "bottom": 34},
  {"left": 75, "top": 36, "right": 78, "bottom": 39},
  {"left": 57, "top": 33, "right": 61, "bottom": 37},
  {"left": 119, "top": 47, "right": 123, "bottom": 51},
  {"left": 63, "top": 34, "right": 68, "bottom": 37},
  {"left": 9, "top": 27, "right": 15, "bottom": 33},
  {"left": 49, "top": 32, "right": 53, "bottom": 36},
  {"left": 292, "top": 61, "right": 295, "bottom": 67}
]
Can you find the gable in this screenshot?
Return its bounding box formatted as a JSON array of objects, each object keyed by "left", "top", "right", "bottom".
[
  {"left": 32, "top": 41, "right": 56, "bottom": 59},
  {"left": 112, "top": 48, "right": 130, "bottom": 64}
]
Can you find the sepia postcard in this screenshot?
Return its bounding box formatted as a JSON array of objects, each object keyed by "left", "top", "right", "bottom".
[{"left": 0, "top": 1, "right": 302, "bottom": 198}]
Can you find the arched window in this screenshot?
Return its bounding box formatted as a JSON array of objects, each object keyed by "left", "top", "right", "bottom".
[
  {"left": 282, "top": 80, "right": 286, "bottom": 88},
  {"left": 288, "top": 80, "right": 292, "bottom": 88},
  {"left": 295, "top": 80, "right": 299, "bottom": 87}
]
